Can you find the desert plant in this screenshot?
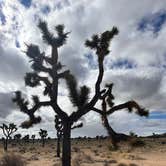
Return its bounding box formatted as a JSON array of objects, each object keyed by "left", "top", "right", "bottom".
[
  {"left": 12, "top": 20, "right": 148, "bottom": 166},
  {"left": 0, "top": 123, "right": 17, "bottom": 151},
  {"left": 22, "top": 134, "right": 29, "bottom": 143},
  {"left": 0, "top": 153, "right": 26, "bottom": 166},
  {"left": 129, "top": 131, "right": 137, "bottom": 137},
  {"left": 129, "top": 138, "right": 145, "bottom": 148},
  {"left": 54, "top": 115, "right": 83, "bottom": 157},
  {"left": 54, "top": 115, "right": 63, "bottom": 157},
  {"left": 39, "top": 129, "right": 48, "bottom": 147},
  {"left": 99, "top": 83, "right": 148, "bottom": 147},
  {"left": 31, "top": 134, "right": 35, "bottom": 144},
  {"left": 118, "top": 163, "right": 128, "bottom": 166},
  {"left": 14, "top": 134, "right": 21, "bottom": 143}
]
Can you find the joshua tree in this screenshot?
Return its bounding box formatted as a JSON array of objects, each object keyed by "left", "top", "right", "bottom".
[
  {"left": 31, "top": 134, "right": 35, "bottom": 144},
  {"left": 12, "top": 20, "right": 148, "bottom": 166},
  {"left": 39, "top": 129, "right": 48, "bottom": 147},
  {"left": 0, "top": 123, "right": 17, "bottom": 151},
  {"left": 100, "top": 83, "right": 148, "bottom": 147},
  {"left": 22, "top": 134, "right": 30, "bottom": 143},
  {"left": 14, "top": 133, "right": 22, "bottom": 143},
  {"left": 54, "top": 115, "right": 83, "bottom": 157},
  {"left": 54, "top": 115, "right": 63, "bottom": 157}
]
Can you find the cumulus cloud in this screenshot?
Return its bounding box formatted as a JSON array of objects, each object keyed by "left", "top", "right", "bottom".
[
  {"left": 0, "top": 0, "right": 166, "bottom": 137},
  {"left": 0, "top": 92, "right": 16, "bottom": 117}
]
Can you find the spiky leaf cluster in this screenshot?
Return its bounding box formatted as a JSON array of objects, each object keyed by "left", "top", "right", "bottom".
[
  {"left": 101, "top": 83, "right": 149, "bottom": 116},
  {"left": 24, "top": 73, "right": 40, "bottom": 87},
  {"left": 14, "top": 134, "right": 21, "bottom": 140},
  {"left": 71, "top": 122, "right": 83, "bottom": 129},
  {"left": 38, "top": 20, "right": 70, "bottom": 47},
  {"left": 65, "top": 74, "right": 90, "bottom": 108},
  {"left": 43, "top": 86, "right": 51, "bottom": 96},
  {"left": 105, "top": 83, "right": 115, "bottom": 108},
  {"left": 21, "top": 116, "right": 41, "bottom": 129},
  {"left": 22, "top": 135, "right": 29, "bottom": 140},
  {"left": 0, "top": 123, "right": 17, "bottom": 138},
  {"left": 85, "top": 27, "right": 119, "bottom": 60},
  {"left": 12, "top": 91, "right": 29, "bottom": 113},
  {"left": 26, "top": 44, "right": 44, "bottom": 72},
  {"left": 39, "top": 129, "right": 48, "bottom": 139},
  {"left": 32, "top": 95, "right": 39, "bottom": 105},
  {"left": 31, "top": 134, "right": 35, "bottom": 139},
  {"left": 12, "top": 91, "right": 42, "bottom": 128}
]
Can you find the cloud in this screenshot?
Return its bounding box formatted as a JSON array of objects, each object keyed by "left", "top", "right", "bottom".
[
  {"left": 0, "top": 44, "right": 29, "bottom": 84},
  {"left": 0, "top": 92, "right": 15, "bottom": 117},
  {"left": 138, "top": 10, "right": 166, "bottom": 34},
  {"left": 19, "top": 0, "right": 32, "bottom": 8},
  {"left": 0, "top": 0, "right": 166, "bottom": 137}
]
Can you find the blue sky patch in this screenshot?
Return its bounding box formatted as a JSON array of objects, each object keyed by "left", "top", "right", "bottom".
[
  {"left": 19, "top": 0, "right": 32, "bottom": 8},
  {"left": 148, "top": 111, "right": 166, "bottom": 120},
  {"left": 41, "top": 5, "right": 50, "bottom": 14},
  {"left": 15, "top": 40, "right": 20, "bottom": 48},
  {"left": 85, "top": 53, "right": 98, "bottom": 69},
  {"left": 138, "top": 10, "right": 166, "bottom": 34},
  {"left": 0, "top": 2, "right": 6, "bottom": 25},
  {"left": 111, "top": 59, "right": 136, "bottom": 69},
  {"left": 0, "top": 11, "right": 6, "bottom": 25}
]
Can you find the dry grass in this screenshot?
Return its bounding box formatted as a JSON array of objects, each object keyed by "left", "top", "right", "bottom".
[
  {"left": 0, "top": 153, "right": 26, "bottom": 166},
  {"left": 0, "top": 138, "right": 165, "bottom": 166},
  {"left": 129, "top": 138, "right": 145, "bottom": 147},
  {"left": 118, "top": 164, "right": 128, "bottom": 166}
]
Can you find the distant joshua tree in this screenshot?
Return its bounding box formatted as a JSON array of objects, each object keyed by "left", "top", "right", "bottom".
[
  {"left": 39, "top": 129, "right": 48, "bottom": 147},
  {"left": 0, "top": 123, "right": 17, "bottom": 151},
  {"left": 22, "top": 134, "right": 30, "bottom": 143},
  {"left": 12, "top": 19, "right": 148, "bottom": 166},
  {"left": 14, "top": 133, "right": 22, "bottom": 143},
  {"left": 54, "top": 115, "right": 83, "bottom": 157},
  {"left": 31, "top": 134, "right": 35, "bottom": 144}
]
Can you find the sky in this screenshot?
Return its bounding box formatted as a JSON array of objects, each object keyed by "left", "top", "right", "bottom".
[{"left": 0, "top": 0, "right": 166, "bottom": 138}]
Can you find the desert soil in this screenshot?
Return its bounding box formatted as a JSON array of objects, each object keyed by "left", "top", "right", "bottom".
[{"left": 0, "top": 137, "right": 165, "bottom": 166}]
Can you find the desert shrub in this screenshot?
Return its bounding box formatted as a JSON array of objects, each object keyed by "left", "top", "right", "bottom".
[
  {"left": 0, "top": 153, "right": 26, "bottom": 166},
  {"left": 118, "top": 163, "right": 128, "bottom": 166},
  {"left": 129, "top": 138, "right": 145, "bottom": 147},
  {"left": 72, "top": 147, "right": 80, "bottom": 152},
  {"left": 93, "top": 149, "right": 98, "bottom": 154},
  {"left": 108, "top": 145, "right": 118, "bottom": 151},
  {"left": 72, "top": 157, "right": 81, "bottom": 166},
  {"left": 129, "top": 164, "right": 138, "bottom": 166},
  {"left": 103, "top": 161, "right": 110, "bottom": 166},
  {"left": 129, "top": 131, "right": 137, "bottom": 137}
]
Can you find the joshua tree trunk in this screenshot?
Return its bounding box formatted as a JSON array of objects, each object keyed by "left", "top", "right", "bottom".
[
  {"left": 4, "top": 138, "right": 8, "bottom": 151},
  {"left": 62, "top": 122, "right": 71, "bottom": 166},
  {"left": 57, "top": 137, "right": 61, "bottom": 157},
  {"left": 102, "top": 110, "right": 129, "bottom": 147},
  {"left": 42, "top": 138, "right": 45, "bottom": 147}
]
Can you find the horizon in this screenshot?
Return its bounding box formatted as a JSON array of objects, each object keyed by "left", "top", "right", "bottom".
[{"left": 0, "top": 0, "right": 166, "bottom": 138}]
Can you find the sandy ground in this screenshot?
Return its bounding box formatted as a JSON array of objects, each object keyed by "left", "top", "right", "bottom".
[{"left": 0, "top": 137, "right": 165, "bottom": 166}]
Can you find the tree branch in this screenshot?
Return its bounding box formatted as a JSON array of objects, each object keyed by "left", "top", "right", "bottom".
[
  {"left": 106, "top": 101, "right": 148, "bottom": 116},
  {"left": 58, "top": 70, "right": 70, "bottom": 79},
  {"left": 51, "top": 103, "right": 69, "bottom": 121},
  {"left": 91, "top": 101, "right": 148, "bottom": 117},
  {"left": 91, "top": 107, "right": 104, "bottom": 115}
]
